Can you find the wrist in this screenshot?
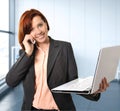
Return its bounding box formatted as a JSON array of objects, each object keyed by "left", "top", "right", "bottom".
[{"left": 25, "top": 50, "right": 32, "bottom": 56}]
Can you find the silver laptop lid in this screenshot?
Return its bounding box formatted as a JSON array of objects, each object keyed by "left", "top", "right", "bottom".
[{"left": 91, "top": 45, "right": 120, "bottom": 94}]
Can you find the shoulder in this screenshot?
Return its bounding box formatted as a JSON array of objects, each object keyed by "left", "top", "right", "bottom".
[
  {"left": 56, "top": 40, "right": 73, "bottom": 52},
  {"left": 57, "top": 40, "right": 71, "bottom": 46},
  {"left": 50, "top": 37, "right": 72, "bottom": 48}
]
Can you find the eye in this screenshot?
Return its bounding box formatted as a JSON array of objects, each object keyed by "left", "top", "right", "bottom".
[{"left": 38, "top": 23, "right": 43, "bottom": 28}]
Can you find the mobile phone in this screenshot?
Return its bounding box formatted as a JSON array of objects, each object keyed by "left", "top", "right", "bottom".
[{"left": 28, "top": 39, "right": 36, "bottom": 44}]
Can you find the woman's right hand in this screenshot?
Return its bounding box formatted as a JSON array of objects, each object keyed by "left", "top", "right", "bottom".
[{"left": 22, "top": 34, "right": 35, "bottom": 56}]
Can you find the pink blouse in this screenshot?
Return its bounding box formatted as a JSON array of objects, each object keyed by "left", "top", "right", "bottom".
[{"left": 32, "top": 47, "right": 59, "bottom": 110}]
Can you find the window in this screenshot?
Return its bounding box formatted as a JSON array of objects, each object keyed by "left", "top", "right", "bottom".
[
  {"left": 0, "top": 0, "right": 9, "bottom": 77},
  {"left": 0, "top": 33, "right": 9, "bottom": 76}
]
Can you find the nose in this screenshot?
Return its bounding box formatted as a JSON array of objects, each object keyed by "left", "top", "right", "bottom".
[
  {"left": 34, "top": 27, "right": 42, "bottom": 35},
  {"left": 30, "top": 27, "right": 41, "bottom": 37}
]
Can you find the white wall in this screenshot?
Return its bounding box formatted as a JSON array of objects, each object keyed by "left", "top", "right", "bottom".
[{"left": 14, "top": 0, "right": 120, "bottom": 78}]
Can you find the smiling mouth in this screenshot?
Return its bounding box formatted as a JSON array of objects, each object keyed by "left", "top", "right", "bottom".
[{"left": 36, "top": 33, "right": 45, "bottom": 39}]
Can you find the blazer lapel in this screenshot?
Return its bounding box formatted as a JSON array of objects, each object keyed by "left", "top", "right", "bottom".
[{"left": 47, "top": 38, "right": 61, "bottom": 79}]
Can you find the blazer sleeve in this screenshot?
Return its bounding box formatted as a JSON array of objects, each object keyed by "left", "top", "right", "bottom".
[
  {"left": 80, "top": 93, "right": 101, "bottom": 101},
  {"left": 6, "top": 50, "right": 34, "bottom": 87}
]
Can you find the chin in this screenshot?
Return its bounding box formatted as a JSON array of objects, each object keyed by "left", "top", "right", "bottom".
[{"left": 37, "top": 39, "right": 46, "bottom": 44}]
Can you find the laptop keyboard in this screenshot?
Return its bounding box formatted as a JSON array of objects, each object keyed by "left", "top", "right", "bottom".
[{"left": 67, "top": 76, "right": 93, "bottom": 91}]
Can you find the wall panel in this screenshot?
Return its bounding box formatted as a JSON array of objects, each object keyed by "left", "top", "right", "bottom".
[{"left": 15, "top": 0, "right": 120, "bottom": 78}]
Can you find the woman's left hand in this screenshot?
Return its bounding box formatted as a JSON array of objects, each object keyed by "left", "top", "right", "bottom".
[{"left": 95, "top": 77, "right": 109, "bottom": 94}]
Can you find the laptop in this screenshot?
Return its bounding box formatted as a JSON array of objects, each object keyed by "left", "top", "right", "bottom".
[{"left": 51, "top": 45, "right": 120, "bottom": 94}]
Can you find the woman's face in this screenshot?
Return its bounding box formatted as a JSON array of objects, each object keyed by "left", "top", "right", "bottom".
[{"left": 30, "top": 15, "right": 49, "bottom": 44}]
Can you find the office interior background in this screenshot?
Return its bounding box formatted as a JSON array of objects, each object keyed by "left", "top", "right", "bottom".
[{"left": 0, "top": 0, "right": 120, "bottom": 111}]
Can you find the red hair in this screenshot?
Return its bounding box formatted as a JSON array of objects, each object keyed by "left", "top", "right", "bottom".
[{"left": 18, "top": 9, "right": 50, "bottom": 49}]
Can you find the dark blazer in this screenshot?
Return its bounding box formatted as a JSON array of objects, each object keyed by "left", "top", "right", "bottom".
[{"left": 6, "top": 37, "right": 100, "bottom": 111}]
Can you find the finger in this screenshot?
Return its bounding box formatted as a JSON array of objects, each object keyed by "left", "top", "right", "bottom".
[
  {"left": 24, "top": 34, "right": 32, "bottom": 41},
  {"left": 104, "top": 77, "right": 109, "bottom": 87},
  {"left": 99, "top": 83, "right": 102, "bottom": 91},
  {"left": 26, "top": 35, "right": 35, "bottom": 44},
  {"left": 29, "top": 34, "right": 36, "bottom": 44},
  {"left": 102, "top": 78, "right": 106, "bottom": 89},
  {"left": 23, "top": 34, "right": 34, "bottom": 45},
  {"left": 95, "top": 81, "right": 104, "bottom": 94},
  {"left": 103, "top": 78, "right": 107, "bottom": 91},
  {"left": 102, "top": 78, "right": 108, "bottom": 91},
  {"left": 98, "top": 79, "right": 105, "bottom": 92},
  {"left": 30, "top": 31, "right": 35, "bottom": 38}
]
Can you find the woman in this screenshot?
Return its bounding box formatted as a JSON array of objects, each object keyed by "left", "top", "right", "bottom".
[{"left": 6, "top": 9, "right": 109, "bottom": 111}]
